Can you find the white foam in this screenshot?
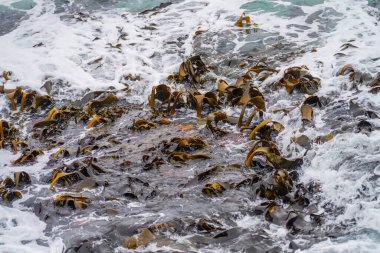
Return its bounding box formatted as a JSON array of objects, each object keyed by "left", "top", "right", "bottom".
[
  {"left": 0, "top": 206, "right": 64, "bottom": 253},
  {"left": 300, "top": 233, "right": 380, "bottom": 253}
]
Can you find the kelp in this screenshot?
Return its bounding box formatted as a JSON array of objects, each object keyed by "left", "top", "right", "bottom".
[
  {"left": 202, "top": 182, "right": 227, "bottom": 197},
  {"left": 194, "top": 165, "right": 243, "bottom": 184},
  {"left": 339, "top": 64, "right": 372, "bottom": 84},
  {"left": 178, "top": 55, "right": 208, "bottom": 83},
  {"left": 78, "top": 144, "right": 110, "bottom": 156},
  {"left": 192, "top": 92, "right": 220, "bottom": 118},
  {"left": 50, "top": 159, "right": 105, "bottom": 189},
  {"left": 247, "top": 119, "right": 284, "bottom": 141},
  {"left": 234, "top": 88, "right": 265, "bottom": 108},
  {"left": 149, "top": 85, "right": 189, "bottom": 116},
  {"left": 253, "top": 202, "right": 288, "bottom": 224},
  {"left": 91, "top": 106, "right": 125, "bottom": 123},
  {"left": 171, "top": 137, "right": 207, "bottom": 151},
  {"left": 155, "top": 117, "right": 171, "bottom": 125},
  {"left": 131, "top": 119, "right": 157, "bottom": 131},
  {"left": 206, "top": 112, "right": 238, "bottom": 136},
  {"left": 196, "top": 166, "right": 223, "bottom": 182},
  {"left": 218, "top": 78, "right": 266, "bottom": 112},
  {"left": 28, "top": 95, "right": 52, "bottom": 111},
  {"left": 315, "top": 134, "right": 334, "bottom": 144},
  {"left": 87, "top": 93, "right": 119, "bottom": 110},
  {"left": 0, "top": 121, "right": 15, "bottom": 140},
  {"left": 245, "top": 141, "right": 302, "bottom": 169},
  {"left": 143, "top": 155, "right": 164, "bottom": 170},
  {"left": 263, "top": 202, "right": 286, "bottom": 223},
  {"left": 87, "top": 115, "right": 109, "bottom": 129},
  {"left": 149, "top": 86, "right": 222, "bottom": 118},
  {"left": 0, "top": 171, "right": 31, "bottom": 190},
  {"left": 6, "top": 87, "right": 29, "bottom": 111},
  {"left": 53, "top": 147, "right": 70, "bottom": 159},
  {"left": 235, "top": 13, "right": 256, "bottom": 28},
  {"left": 340, "top": 42, "right": 358, "bottom": 51},
  {"left": 300, "top": 104, "right": 313, "bottom": 122},
  {"left": 168, "top": 151, "right": 210, "bottom": 162},
  {"left": 195, "top": 29, "right": 206, "bottom": 36},
  {"left": 370, "top": 72, "right": 380, "bottom": 87},
  {"left": 0, "top": 120, "right": 19, "bottom": 150},
  {"left": 217, "top": 79, "right": 229, "bottom": 97},
  {"left": 339, "top": 64, "right": 355, "bottom": 80},
  {"left": 148, "top": 84, "right": 172, "bottom": 111},
  {"left": 247, "top": 118, "right": 270, "bottom": 139},
  {"left": 357, "top": 120, "right": 373, "bottom": 133},
  {"left": 124, "top": 73, "right": 141, "bottom": 82},
  {"left": 300, "top": 96, "right": 324, "bottom": 123},
  {"left": 53, "top": 193, "right": 90, "bottom": 210},
  {"left": 0, "top": 188, "right": 22, "bottom": 202},
  {"left": 197, "top": 218, "right": 224, "bottom": 232},
  {"left": 272, "top": 169, "right": 293, "bottom": 196},
  {"left": 12, "top": 149, "right": 44, "bottom": 165},
  {"left": 123, "top": 228, "right": 156, "bottom": 249},
  {"left": 1, "top": 71, "right": 12, "bottom": 82},
  {"left": 179, "top": 125, "right": 193, "bottom": 131},
  {"left": 254, "top": 201, "right": 314, "bottom": 230},
  {"left": 276, "top": 66, "right": 321, "bottom": 94},
  {"left": 271, "top": 107, "right": 296, "bottom": 115},
  {"left": 33, "top": 107, "right": 78, "bottom": 129},
  {"left": 49, "top": 170, "right": 77, "bottom": 189},
  {"left": 11, "top": 140, "right": 28, "bottom": 153},
  {"left": 238, "top": 105, "right": 261, "bottom": 129},
  {"left": 14, "top": 171, "right": 31, "bottom": 188},
  {"left": 5, "top": 87, "right": 52, "bottom": 112},
  {"left": 1, "top": 178, "right": 16, "bottom": 188},
  {"left": 247, "top": 61, "right": 278, "bottom": 82}
]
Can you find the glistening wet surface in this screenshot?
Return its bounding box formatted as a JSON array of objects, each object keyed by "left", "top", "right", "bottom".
[{"left": 0, "top": 0, "right": 380, "bottom": 252}]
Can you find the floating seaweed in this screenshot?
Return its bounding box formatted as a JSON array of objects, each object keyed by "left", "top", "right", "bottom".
[
  {"left": 235, "top": 13, "right": 257, "bottom": 28},
  {"left": 123, "top": 228, "right": 156, "bottom": 250},
  {"left": 12, "top": 149, "right": 44, "bottom": 165},
  {"left": 171, "top": 137, "right": 207, "bottom": 151},
  {"left": 49, "top": 158, "right": 105, "bottom": 190},
  {"left": 202, "top": 182, "right": 227, "bottom": 197},
  {"left": 3, "top": 87, "right": 53, "bottom": 112},
  {"left": 245, "top": 140, "right": 302, "bottom": 169},
  {"left": 131, "top": 119, "right": 157, "bottom": 131},
  {"left": 53, "top": 193, "right": 90, "bottom": 210},
  {"left": 178, "top": 55, "right": 208, "bottom": 83},
  {"left": 168, "top": 151, "right": 210, "bottom": 162},
  {"left": 0, "top": 188, "right": 22, "bottom": 202},
  {"left": 0, "top": 120, "right": 21, "bottom": 150},
  {"left": 275, "top": 66, "right": 321, "bottom": 94}
]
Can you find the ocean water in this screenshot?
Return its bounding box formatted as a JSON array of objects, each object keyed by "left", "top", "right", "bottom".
[{"left": 1, "top": 0, "right": 380, "bottom": 252}]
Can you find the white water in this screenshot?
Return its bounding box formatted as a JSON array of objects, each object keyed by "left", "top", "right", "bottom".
[
  {"left": 1, "top": 0, "right": 380, "bottom": 252},
  {"left": 0, "top": 148, "right": 64, "bottom": 252}
]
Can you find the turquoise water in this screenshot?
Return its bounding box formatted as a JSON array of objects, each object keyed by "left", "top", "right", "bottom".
[
  {"left": 369, "top": 0, "right": 380, "bottom": 8},
  {"left": 283, "top": 0, "right": 325, "bottom": 6},
  {"left": 11, "top": 0, "right": 36, "bottom": 10},
  {"left": 0, "top": 4, "right": 26, "bottom": 36},
  {"left": 241, "top": 0, "right": 305, "bottom": 17},
  {"left": 54, "top": 0, "right": 174, "bottom": 13}
]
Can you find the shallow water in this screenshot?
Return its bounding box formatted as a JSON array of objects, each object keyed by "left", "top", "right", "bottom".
[{"left": 1, "top": 0, "right": 380, "bottom": 252}]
